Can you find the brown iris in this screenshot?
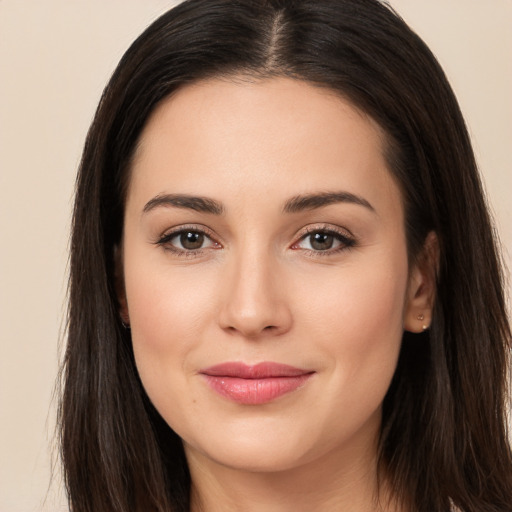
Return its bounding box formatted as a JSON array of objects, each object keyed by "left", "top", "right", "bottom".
[
  {"left": 180, "top": 231, "right": 205, "bottom": 250},
  {"left": 310, "top": 232, "right": 335, "bottom": 251}
]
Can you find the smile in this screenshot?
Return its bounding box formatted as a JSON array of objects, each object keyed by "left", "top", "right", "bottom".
[{"left": 200, "top": 362, "right": 315, "bottom": 405}]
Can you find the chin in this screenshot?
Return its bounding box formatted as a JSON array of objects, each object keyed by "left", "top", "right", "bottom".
[
  {"left": 183, "top": 420, "right": 321, "bottom": 473},
  {"left": 193, "top": 443, "right": 309, "bottom": 473}
]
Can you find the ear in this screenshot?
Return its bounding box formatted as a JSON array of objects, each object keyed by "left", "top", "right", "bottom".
[
  {"left": 114, "top": 245, "right": 130, "bottom": 327},
  {"left": 403, "top": 231, "right": 439, "bottom": 333}
]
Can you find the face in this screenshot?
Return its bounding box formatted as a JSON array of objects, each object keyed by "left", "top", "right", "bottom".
[{"left": 120, "top": 77, "right": 429, "bottom": 475}]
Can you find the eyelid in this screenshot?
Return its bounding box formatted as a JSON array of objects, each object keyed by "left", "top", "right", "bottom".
[
  {"left": 290, "top": 224, "right": 356, "bottom": 254},
  {"left": 295, "top": 223, "right": 354, "bottom": 239},
  {"left": 153, "top": 222, "right": 355, "bottom": 257},
  {"left": 155, "top": 224, "right": 222, "bottom": 255}
]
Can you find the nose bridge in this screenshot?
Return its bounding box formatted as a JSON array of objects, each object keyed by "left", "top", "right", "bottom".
[{"left": 219, "top": 239, "right": 291, "bottom": 338}]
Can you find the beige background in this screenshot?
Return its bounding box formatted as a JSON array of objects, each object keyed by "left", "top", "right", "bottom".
[{"left": 0, "top": 1, "right": 510, "bottom": 511}]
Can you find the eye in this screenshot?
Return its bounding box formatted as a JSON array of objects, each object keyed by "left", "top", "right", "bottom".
[
  {"left": 292, "top": 228, "right": 355, "bottom": 254},
  {"left": 174, "top": 231, "right": 208, "bottom": 250},
  {"left": 156, "top": 227, "right": 220, "bottom": 254}
]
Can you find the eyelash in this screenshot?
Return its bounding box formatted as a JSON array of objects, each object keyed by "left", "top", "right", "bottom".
[
  {"left": 291, "top": 225, "right": 356, "bottom": 256},
  {"left": 155, "top": 225, "right": 220, "bottom": 258},
  {"left": 155, "top": 224, "right": 356, "bottom": 258}
]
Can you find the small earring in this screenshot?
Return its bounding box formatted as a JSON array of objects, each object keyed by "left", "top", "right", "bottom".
[
  {"left": 121, "top": 319, "right": 131, "bottom": 329},
  {"left": 417, "top": 313, "right": 429, "bottom": 331}
]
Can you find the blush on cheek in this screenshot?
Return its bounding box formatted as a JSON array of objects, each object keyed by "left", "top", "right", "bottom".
[
  {"left": 127, "top": 273, "right": 194, "bottom": 346},
  {"left": 127, "top": 271, "right": 213, "bottom": 402}
]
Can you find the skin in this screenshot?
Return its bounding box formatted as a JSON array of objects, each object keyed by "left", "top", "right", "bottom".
[{"left": 119, "top": 77, "right": 435, "bottom": 512}]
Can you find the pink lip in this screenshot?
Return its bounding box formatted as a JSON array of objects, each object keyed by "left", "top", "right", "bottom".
[{"left": 200, "top": 362, "right": 315, "bottom": 405}]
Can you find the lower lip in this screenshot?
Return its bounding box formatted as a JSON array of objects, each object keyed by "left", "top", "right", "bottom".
[{"left": 202, "top": 374, "right": 313, "bottom": 405}]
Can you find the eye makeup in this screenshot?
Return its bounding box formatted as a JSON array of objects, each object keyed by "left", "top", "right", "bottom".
[
  {"left": 290, "top": 224, "right": 357, "bottom": 257},
  {"left": 154, "top": 224, "right": 222, "bottom": 258},
  {"left": 153, "top": 222, "right": 356, "bottom": 259}
]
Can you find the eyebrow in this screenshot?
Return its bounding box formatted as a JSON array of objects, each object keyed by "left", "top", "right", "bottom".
[
  {"left": 283, "top": 191, "right": 375, "bottom": 214},
  {"left": 142, "top": 190, "right": 375, "bottom": 216},
  {"left": 143, "top": 194, "right": 225, "bottom": 215}
]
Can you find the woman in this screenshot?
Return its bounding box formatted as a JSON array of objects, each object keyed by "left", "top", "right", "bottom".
[{"left": 60, "top": 0, "right": 512, "bottom": 511}]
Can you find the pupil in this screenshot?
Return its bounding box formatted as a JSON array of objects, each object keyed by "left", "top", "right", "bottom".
[
  {"left": 180, "top": 232, "right": 204, "bottom": 250},
  {"left": 311, "top": 232, "right": 333, "bottom": 250}
]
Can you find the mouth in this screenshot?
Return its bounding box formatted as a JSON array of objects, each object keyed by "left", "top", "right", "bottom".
[{"left": 199, "top": 362, "right": 315, "bottom": 405}]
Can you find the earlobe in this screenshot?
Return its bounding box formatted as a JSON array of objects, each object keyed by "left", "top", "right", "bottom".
[
  {"left": 403, "top": 232, "right": 439, "bottom": 333},
  {"left": 114, "top": 245, "right": 130, "bottom": 327}
]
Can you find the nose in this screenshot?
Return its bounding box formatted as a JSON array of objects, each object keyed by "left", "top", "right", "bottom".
[{"left": 218, "top": 248, "right": 293, "bottom": 339}]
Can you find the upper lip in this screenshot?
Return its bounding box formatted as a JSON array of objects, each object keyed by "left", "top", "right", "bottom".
[{"left": 200, "top": 361, "right": 313, "bottom": 379}]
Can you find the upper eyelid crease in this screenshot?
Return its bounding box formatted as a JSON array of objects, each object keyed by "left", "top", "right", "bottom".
[
  {"left": 156, "top": 225, "right": 217, "bottom": 242},
  {"left": 155, "top": 224, "right": 354, "bottom": 244},
  {"left": 156, "top": 225, "right": 354, "bottom": 255},
  {"left": 299, "top": 224, "right": 353, "bottom": 236},
  {"left": 295, "top": 226, "right": 356, "bottom": 244},
  {"left": 155, "top": 228, "right": 219, "bottom": 257}
]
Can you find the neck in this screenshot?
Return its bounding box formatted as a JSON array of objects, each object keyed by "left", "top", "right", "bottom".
[{"left": 186, "top": 436, "right": 403, "bottom": 512}]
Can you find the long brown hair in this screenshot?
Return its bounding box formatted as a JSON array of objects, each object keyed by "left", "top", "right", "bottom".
[{"left": 60, "top": 1, "right": 512, "bottom": 510}]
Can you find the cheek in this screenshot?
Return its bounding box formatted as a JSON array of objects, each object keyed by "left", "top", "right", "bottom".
[
  {"left": 284, "top": 256, "right": 408, "bottom": 454},
  {"left": 297, "top": 250, "right": 407, "bottom": 394},
  {"left": 127, "top": 261, "right": 215, "bottom": 344},
  {"left": 123, "top": 256, "right": 218, "bottom": 404},
  {"left": 302, "top": 256, "right": 405, "bottom": 332}
]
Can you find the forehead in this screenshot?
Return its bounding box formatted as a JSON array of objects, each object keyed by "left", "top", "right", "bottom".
[{"left": 128, "top": 77, "right": 401, "bottom": 217}]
